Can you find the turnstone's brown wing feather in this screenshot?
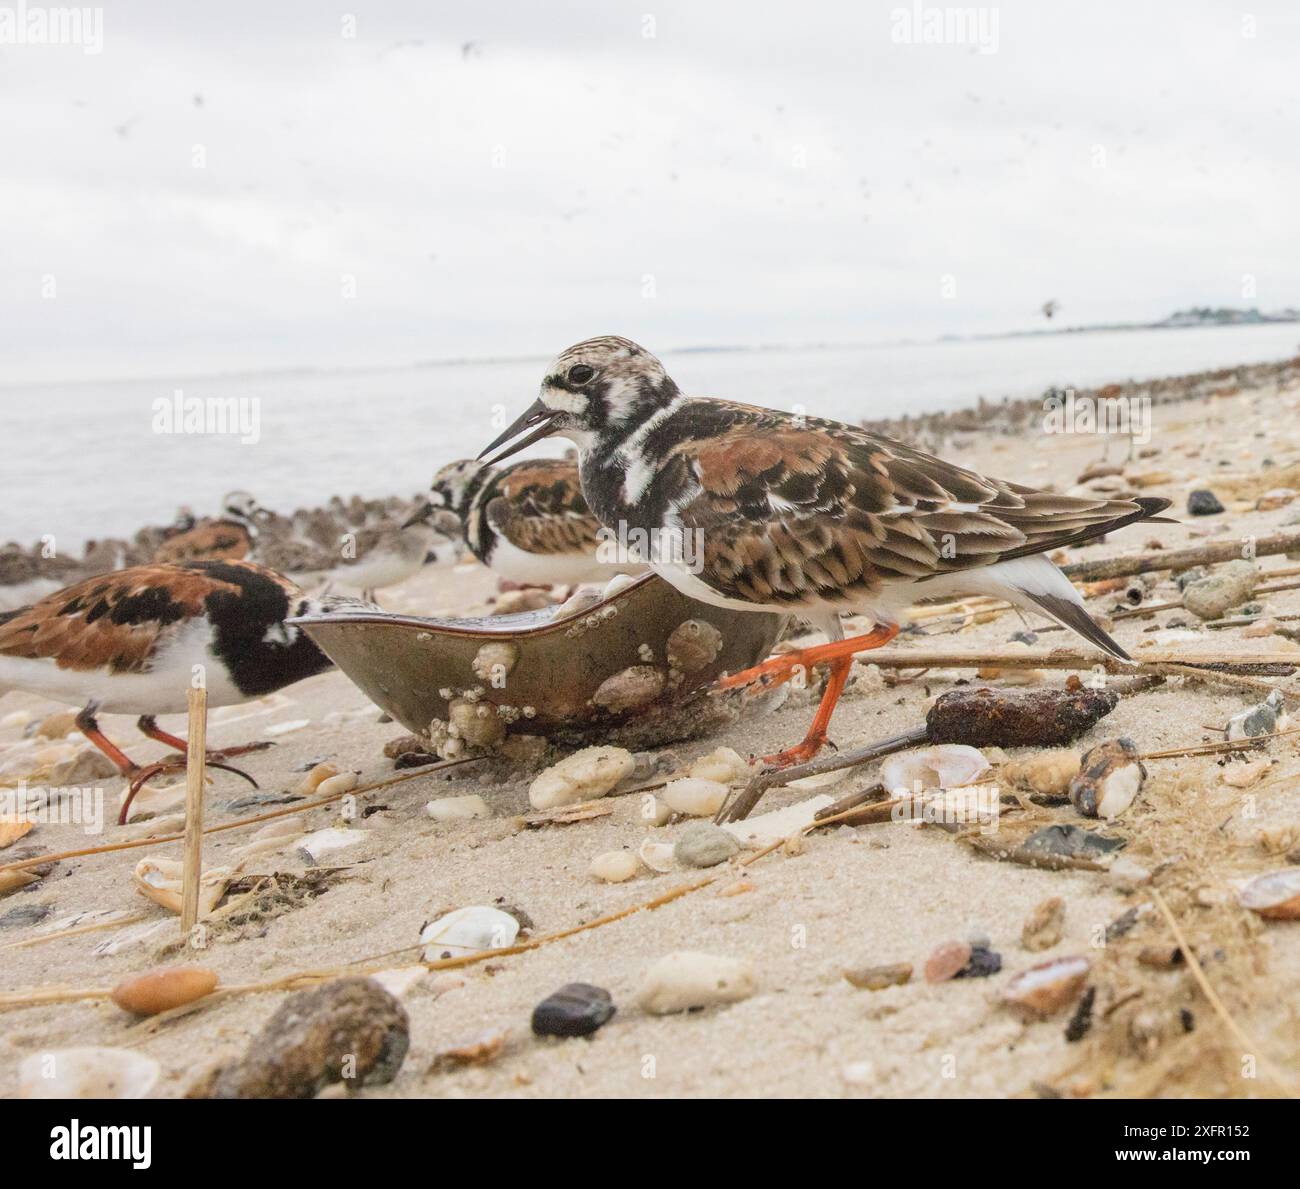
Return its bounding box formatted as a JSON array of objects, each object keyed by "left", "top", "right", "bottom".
[
  {"left": 490, "top": 460, "right": 603, "bottom": 556},
  {"left": 668, "top": 401, "right": 1167, "bottom": 607},
  {"left": 153, "top": 519, "right": 251, "bottom": 564},
  {"left": 0, "top": 561, "right": 280, "bottom": 674}
]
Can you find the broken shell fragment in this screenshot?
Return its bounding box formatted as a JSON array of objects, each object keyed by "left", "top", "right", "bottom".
[
  {"left": 591, "top": 665, "right": 666, "bottom": 713},
  {"left": 1227, "top": 690, "right": 1288, "bottom": 742},
  {"left": 589, "top": 850, "right": 640, "bottom": 883},
  {"left": 431, "top": 1027, "right": 509, "bottom": 1070},
  {"left": 0, "top": 817, "right": 34, "bottom": 849},
  {"left": 528, "top": 746, "right": 635, "bottom": 809},
  {"left": 19, "top": 1047, "right": 161, "bottom": 1100},
  {"left": 419, "top": 906, "right": 520, "bottom": 960},
  {"left": 133, "top": 857, "right": 231, "bottom": 919},
  {"left": 315, "top": 771, "right": 359, "bottom": 798},
  {"left": 1003, "top": 955, "right": 1091, "bottom": 1017},
  {"left": 667, "top": 618, "right": 723, "bottom": 673},
  {"left": 637, "top": 837, "right": 676, "bottom": 873},
  {"left": 294, "top": 762, "right": 339, "bottom": 796},
  {"left": 1069, "top": 738, "right": 1146, "bottom": 820},
  {"left": 638, "top": 951, "right": 756, "bottom": 1014},
  {"left": 880, "top": 745, "right": 989, "bottom": 794},
  {"left": 662, "top": 777, "right": 729, "bottom": 817},
  {"left": 111, "top": 965, "right": 220, "bottom": 1016},
  {"left": 687, "top": 746, "right": 753, "bottom": 785},
  {"left": 1236, "top": 868, "right": 1300, "bottom": 920},
  {"left": 1000, "top": 750, "right": 1081, "bottom": 801},
  {"left": 842, "top": 962, "right": 912, "bottom": 991}
]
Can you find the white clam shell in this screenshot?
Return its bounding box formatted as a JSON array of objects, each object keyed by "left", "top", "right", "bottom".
[
  {"left": 879, "top": 745, "right": 989, "bottom": 794},
  {"left": 19, "top": 1047, "right": 160, "bottom": 1100},
  {"left": 420, "top": 906, "right": 520, "bottom": 960},
  {"left": 589, "top": 850, "right": 641, "bottom": 882},
  {"left": 638, "top": 837, "right": 677, "bottom": 872},
  {"left": 1237, "top": 868, "right": 1300, "bottom": 919}
]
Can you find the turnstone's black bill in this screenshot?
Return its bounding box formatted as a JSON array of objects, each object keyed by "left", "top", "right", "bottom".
[
  {"left": 405, "top": 458, "right": 639, "bottom": 586},
  {"left": 153, "top": 490, "right": 268, "bottom": 564},
  {"left": 0, "top": 559, "right": 345, "bottom": 823},
  {"left": 483, "top": 335, "right": 1172, "bottom": 773}
]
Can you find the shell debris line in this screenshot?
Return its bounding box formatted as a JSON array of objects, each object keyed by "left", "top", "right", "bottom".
[{"left": 8, "top": 359, "right": 1300, "bottom": 1101}]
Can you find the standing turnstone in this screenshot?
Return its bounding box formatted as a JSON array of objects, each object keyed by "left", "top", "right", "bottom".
[
  {"left": 320, "top": 517, "right": 458, "bottom": 603},
  {"left": 0, "top": 559, "right": 349, "bottom": 822},
  {"left": 480, "top": 335, "right": 1172, "bottom": 769},
  {"left": 404, "top": 457, "right": 640, "bottom": 586},
  {"left": 153, "top": 491, "right": 266, "bottom": 564}
]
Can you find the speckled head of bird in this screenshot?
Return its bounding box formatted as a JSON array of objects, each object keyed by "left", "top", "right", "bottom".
[
  {"left": 478, "top": 336, "right": 680, "bottom": 464},
  {"left": 222, "top": 490, "right": 268, "bottom": 526}
]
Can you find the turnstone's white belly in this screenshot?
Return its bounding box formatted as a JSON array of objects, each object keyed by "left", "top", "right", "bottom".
[{"left": 487, "top": 535, "right": 627, "bottom": 586}]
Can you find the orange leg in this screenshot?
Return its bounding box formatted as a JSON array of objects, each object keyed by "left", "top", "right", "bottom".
[
  {"left": 718, "top": 623, "right": 901, "bottom": 769},
  {"left": 136, "top": 715, "right": 270, "bottom": 762},
  {"left": 75, "top": 706, "right": 139, "bottom": 776}
]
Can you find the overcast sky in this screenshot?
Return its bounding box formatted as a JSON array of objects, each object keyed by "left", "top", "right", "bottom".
[{"left": 4, "top": 0, "right": 1298, "bottom": 383}]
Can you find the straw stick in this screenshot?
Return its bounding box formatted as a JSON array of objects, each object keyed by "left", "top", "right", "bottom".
[{"left": 180, "top": 686, "right": 208, "bottom": 934}]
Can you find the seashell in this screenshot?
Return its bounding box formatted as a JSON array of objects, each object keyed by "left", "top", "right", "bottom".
[
  {"left": 264, "top": 718, "right": 310, "bottom": 736},
  {"left": 1003, "top": 955, "right": 1091, "bottom": 1017},
  {"left": 879, "top": 745, "right": 989, "bottom": 795},
  {"left": 637, "top": 794, "right": 673, "bottom": 827},
  {"left": 591, "top": 665, "right": 667, "bottom": 715},
  {"left": 589, "top": 850, "right": 640, "bottom": 882},
  {"left": 1000, "top": 750, "right": 1080, "bottom": 800},
  {"left": 0, "top": 817, "right": 34, "bottom": 849},
  {"left": 448, "top": 698, "right": 507, "bottom": 749},
  {"left": 471, "top": 641, "right": 518, "bottom": 684},
  {"left": 638, "top": 951, "right": 757, "bottom": 1014},
  {"left": 1068, "top": 738, "right": 1145, "bottom": 820},
  {"left": 667, "top": 618, "right": 723, "bottom": 673},
  {"left": 369, "top": 965, "right": 428, "bottom": 999},
  {"left": 687, "top": 746, "right": 753, "bottom": 785},
  {"left": 1227, "top": 690, "right": 1288, "bottom": 742},
  {"left": 522, "top": 800, "right": 614, "bottom": 827},
  {"left": 47, "top": 747, "right": 119, "bottom": 785},
  {"left": 420, "top": 906, "right": 520, "bottom": 960},
  {"left": 425, "top": 794, "right": 490, "bottom": 822},
  {"left": 111, "top": 965, "right": 219, "bottom": 1015},
  {"left": 92, "top": 919, "right": 172, "bottom": 957},
  {"left": 133, "top": 812, "right": 187, "bottom": 838},
  {"left": 315, "top": 771, "right": 359, "bottom": 798},
  {"left": 843, "top": 961, "right": 913, "bottom": 991},
  {"left": 721, "top": 795, "right": 835, "bottom": 848},
  {"left": 662, "top": 777, "right": 729, "bottom": 817},
  {"left": 299, "top": 827, "right": 368, "bottom": 861},
  {"left": 294, "top": 761, "right": 339, "bottom": 795},
  {"left": 528, "top": 746, "right": 635, "bottom": 809},
  {"left": 431, "top": 1027, "right": 510, "bottom": 1069},
  {"left": 0, "top": 869, "right": 40, "bottom": 896},
  {"left": 19, "top": 1047, "right": 160, "bottom": 1100},
  {"left": 638, "top": 837, "right": 676, "bottom": 873},
  {"left": 252, "top": 816, "right": 307, "bottom": 841},
  {"left": 133, "top": 857, "right": 231, "bottom": 918},
  {"left": 1236, "top": 868, "right": 1300, "bottom": 919}
]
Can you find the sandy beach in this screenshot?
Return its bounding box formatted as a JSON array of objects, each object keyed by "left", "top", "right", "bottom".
[{"left": 3, "top": 359, "right": 1300, "bottom": 1100}]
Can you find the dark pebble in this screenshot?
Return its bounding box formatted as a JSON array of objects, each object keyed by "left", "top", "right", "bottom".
[
  {"left": 531, "top": 982, "right": 616, "bottom": 1038},
  {"left": 1064, "top": 986, "right": 1096, "bottom": 1042},
  {"left": 0, "top": 903, "right": 51, "bottom": 929},
  {"left": 1187, "top": 489, "right": 1225, "bottom": 516},
  {"left": 927, "top": 686, "right": 1118, "bottom": 748},
  {"left": 1021, "top": 824, "right": 1126, "bottom": 860},
  {"left": 955, "top": 945, "right": 1002, "bottom": 979},
  {"left": 1009, "top": 630, "right": 1038, "bottom": 645}
]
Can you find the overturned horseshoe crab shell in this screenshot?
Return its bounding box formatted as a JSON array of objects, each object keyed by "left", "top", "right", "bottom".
[{"left": 292, "top": 573, "right": 787, "bottom": 748}]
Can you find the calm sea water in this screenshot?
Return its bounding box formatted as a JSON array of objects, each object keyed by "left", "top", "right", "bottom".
[{"left": 6, "top": 322, "right": 1298, "bottom": 550}]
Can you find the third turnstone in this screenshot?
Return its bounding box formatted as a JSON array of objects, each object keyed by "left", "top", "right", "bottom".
[
  {"left": 153, "top": 490, "right": 267, "bottom": 564},
  {"left": 0, "top": 558, "right": 351, "bottom": 822},
  {"left": 480, "top": 335, "right": 1172, "bottom": 768},
  {"left": 404, "top": 457, "right": 640, "bottom": 586}
]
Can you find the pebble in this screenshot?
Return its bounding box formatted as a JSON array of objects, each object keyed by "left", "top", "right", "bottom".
[
  {"left": 0, "top": 903, "right": 51, "bottom": 929},
  {"left": 1236, "top": 867, "right": 1300, "bottom": 919},
  {"left": 1227, "top": 690, "right": 1287, "bottom": 742},
  {"left": 20, "top": 1047, "right": 160, "bottom": 1100},
  {"left": 528, "top": 746, "right": 635, "bottom": 809},
  {"left": 673, "top": 821, "right": 740, "bottom": 868},
  {"left": 842, "top": 961, "right": 912, "bottom": 991},
  {"left": 425, "top": 794, "right": 490, "bottom": 822},
  {"left": 191, "top": 978, "right": 409, "bottom": 1098},
  {"left": 1003, "top": 955, "right": 1091, "bottom": 1018},
  {"left": 1001, "top": 750, "right": 1080, "bottom": 801},
  {"left": 1069, "top": 738, "right": 1146, "bottom": 820},
  {"left": 299, "top": 827, "right": 368, "bottom": 861},
  {"left": 638, "top": 951, "right": 757, "bottom": 1014},
  {"left": 1021, "top": 896, "right": 1066, "bottom": 951},
  {"left": 956, "top": 944, "right": 1002, "bottom": 979},
  {"left": 110, "top": 965, "right": 219, "bottom": 1016},
  {"left": 662, "top": 777, "right": 729, "bottom": 817},
  {"left": 531, "top": 983, "right": 617, "bottom": 1037},
  {"left": 315, "top": 771, "right": 359, "bottom": 798},
  {"left": 924, "top": 940, "right": 972, "bottom": 983},
  {"left": 589, "top": 850, "right": 640, "bottom": 882},
  {"left": 293, "top": 762, "right": 339, "bottom": 795},
  {"left": 1182, "top": 560, "right": 1258, "bottom": 620},
  {"left": 1186, "top": 488, "right": 1225, "bottom": 515}
]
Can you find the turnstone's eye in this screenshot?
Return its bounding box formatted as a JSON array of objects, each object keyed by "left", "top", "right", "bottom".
[{"left": 567, "top": 364, "right": 596, "bottom": 385}]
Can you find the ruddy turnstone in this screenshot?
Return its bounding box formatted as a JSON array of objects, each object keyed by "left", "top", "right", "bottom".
[
  {"left": 404, "top": 457, "right": 639, "bottom": 586},
  {"left": 0, "top": 559, "right": 349, "bottom": 823},
  {"left": 153, "top": 491, "right": 266, "bottom": 564},
  {"left": 480, "top": 335, "right": 1172, "bottom": 769},
  {"left": 320, "top": 518, "right": 458, "bottom": 603}
]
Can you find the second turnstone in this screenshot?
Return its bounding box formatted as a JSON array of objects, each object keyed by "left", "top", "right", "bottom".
[
  {"left": 404, "top": 457, "right": 640, "bottom": 586},
  {"left": 480, "top": 335, "right": 1172, "bottom": 769},
  {"left": 153, "top": 491, "right": 267, "bottom": 564},
  {"left": 0, "top": 559, "right": 352, "bottom": 822}
]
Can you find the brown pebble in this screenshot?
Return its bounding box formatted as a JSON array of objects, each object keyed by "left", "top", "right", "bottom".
[
  {"left": 1003, "top": 955, "right": 1090, "bottom": 1017},
  {"left": 1021, "top": 896, "right": 1065, "bottom": 952},
  {"left": 111, "top": 965, "right": 219, "bottom": 1016},
  {"left": 382, "top": 734, "right": 427, "bottom": 759},
  {"left": 843, "top": 961, "right": 913, "bottom": 991},
  {"left": 1137, "top": 945, "right": 1184, "bottom": 970},
  {"left": 924, "top": 941, "right": 972, "bottom": 984}
]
